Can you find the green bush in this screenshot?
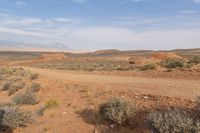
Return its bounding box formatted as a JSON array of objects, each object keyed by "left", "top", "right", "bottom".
[
  {"left": 0, "top": 106, "right": 33, "bottom": 130},
  {"left": 12, "top": 92, "right": 38, "bottom": 105},
  {"left": 142, "top": 64, "right": 156, "bottom": 71},
  {"left": 161, "top": 58, "right": 185, "bottom": 68},
  {"left": 189, "top": 56, "right": 200, "bottom": 65},
  {"left": 99, "top": 98, "right": 133, "bottom": 125},
  {"left": 148, "top": 109, "right": 200, "bottom": 133},
  {"left": 45, "top": 99, "right": 58, "bottom": 109}
]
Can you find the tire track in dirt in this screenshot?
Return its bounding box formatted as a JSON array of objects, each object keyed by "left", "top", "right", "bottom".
[{"left": 27, "top": 67, "right": 200, "bottom": 100}]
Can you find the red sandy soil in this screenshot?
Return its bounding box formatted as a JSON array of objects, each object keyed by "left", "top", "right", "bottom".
[
  {"left": 28, "top": 67, "right": 200, "bottom": 100},
  {"left": 0, "top": 66, "right": 198, "bottom": 133},
  {"left": 12, "top": 67, "right": 197, "bottom": 133},
  {"left": 0, "top": 51, "right": 199, "bottom": 133}
]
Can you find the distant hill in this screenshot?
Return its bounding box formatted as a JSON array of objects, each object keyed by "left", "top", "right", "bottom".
[{"left": 0, "top": 40, "right": 70, "bottom": 51}]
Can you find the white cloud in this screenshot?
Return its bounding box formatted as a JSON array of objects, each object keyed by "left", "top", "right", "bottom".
[
  {"left": 66, "top": 26, "right": 200, "bottom": 50},
  {"left": 193, "top": 0, "right": 200, "bottom": 3},
  {"left": 72, "top": 0, "right": 87, "bottom": 3},
  {"left": 53, "top": 18, "right": 79, "bottom": 23},
  {"left": 16, "top": 1, "right": 27, "bottom": 7},
  {"left": 0, "top": 27, "right": 50, "bottom": 37},
  {"left": 0, "top": 13, "right": 10, "bottom": 17},
  {"left": 179, "top": 10, "right": 197, "bottom": 14},
  {"left": 0, "top": 13, "right": 199, "bottom": 50}
]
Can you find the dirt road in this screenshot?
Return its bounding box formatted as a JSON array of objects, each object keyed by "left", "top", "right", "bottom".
[{"left": 28, "top": 67, "right": 200, "bottom": 100}]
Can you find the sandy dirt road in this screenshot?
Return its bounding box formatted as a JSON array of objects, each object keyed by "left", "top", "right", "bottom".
[{"left": 28, "top": 67, "right": 200, "bottom": 100}]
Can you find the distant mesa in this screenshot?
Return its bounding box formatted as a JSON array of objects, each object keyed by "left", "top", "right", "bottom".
[
  {"left": 94, "top": 49, "right": 120, "bottom": 54},
  {"left": 38, "top": 53, "right": 67, "bottom": 61}
]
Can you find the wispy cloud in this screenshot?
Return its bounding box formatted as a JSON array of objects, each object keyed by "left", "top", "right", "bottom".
[
  {"left": 179, "top": 10, "right": 197, "bottom": 14},
  {"left": 193, "top": 0, "right": 200, "bottom": 3},
  {"left": 16, "top": 1, "right": 27, "bottom": 7},
  {"left": 72, "top": 0, "right": 87, "bottom": 4}
]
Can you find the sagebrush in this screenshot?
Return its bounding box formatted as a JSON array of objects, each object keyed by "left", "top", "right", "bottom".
[
  {"left": 148, "top": 109, "right": 200, "bottom": 133},
  {"left": 12, "top": 92, "right": 38, "bottom": 105},
  {"left": 0, "top": 106, "right": 33, "bottom": 130},
  {"left": 99, "top": 98, "right": 133, "bottom": 125}
]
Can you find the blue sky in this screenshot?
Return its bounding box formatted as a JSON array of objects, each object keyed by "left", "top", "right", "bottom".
[{"left": 0, "top": 0, "right": 200, "bottom": 50}]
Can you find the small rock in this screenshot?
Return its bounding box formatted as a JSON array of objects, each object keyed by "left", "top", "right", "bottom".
[
  {"left": 62, "top": 112, "right": 67, "bottom": 114},
  {"left": 135, "top": 96, "right": 139, "bottom": 99},
  {"left": 143, "top": 96, "right": 148, "bottom": 99},
  {"left": 110, "top": 124, "right": 115, "bottom": 128}
]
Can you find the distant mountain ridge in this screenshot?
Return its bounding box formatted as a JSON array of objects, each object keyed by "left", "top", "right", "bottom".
[{"left": 0, "top": 40, "right": 70, "bottom": 50}]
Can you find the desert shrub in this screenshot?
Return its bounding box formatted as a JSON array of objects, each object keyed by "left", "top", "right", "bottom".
[
  {"left": 161, "top": 58, "right": 185, "bottom": 68},
  {"left": 26, "top": 83, "right": 41, "bottom": 93},
  {"left": 99, "top": 98, "right": 133, "bottom": 125},
  {"left": 148, "top": 109, "right": 200, "bottom": 133},
  {"left": 45, "top": 99, "right": 58, "bottom": 109},
  {"left": 142, "top": 64, "right": 156, "bottom": 71},
  {"left": 1, "top": 81, "right": 13, "bottom": 91},
  {"left": 189, "top": 56, "right": 200, "bottom": 65},
  {"left": 29, "top": 73, "right": 38, "bottom": 80},
  {"left": 0, "top": 106, "right": 33, "bottom": 130},
  {"left": 12, "top": 92, "right": 38, "bottom": 105},
  {"left": 35, "top": 106, "right": 46, "bottom": 117},
  {"left": 0, "top": 75, "right": 6, "bottom": 80},
  {"left": 8, "top": 82, "right": 25, "bottom": 96},
  {"left": 0, "top": 102, "right": 15, "bottom": 108}
]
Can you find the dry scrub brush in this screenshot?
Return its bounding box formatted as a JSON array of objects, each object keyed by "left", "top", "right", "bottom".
[
  {"left": 148, "top": 109, "right": 200, "bottom": 133},
  {"left": 0, "top": 106, "right": 33, "bottom": 131},
  {"left": 99, "top": 98, "right": 134, "bottom": 125},
  {"left": 12, "top": 91, "right": 38, "bottom": 105}
]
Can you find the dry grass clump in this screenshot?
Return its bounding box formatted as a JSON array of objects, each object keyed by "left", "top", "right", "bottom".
[
  {"left": 35, "top": 106, "right": 46, "bottom": 117},
  {"left": 45, "top": 99, "right": 58, "bottom": 109},
  {"left": 148, "top": 109, "right": 200, "bottom": 133},
  {"left": 141, "top": 64, "right": 156, "bottom": 71},
  {"left": 161, "top": 58, "right": 185, "bottom": 69},
  {"left": 0, "top": 106, "right": 33, "bottom": 131},
  {"left": 0, "top": 81, "right": 13, "bottom": 91},
  {"left": 189, "top": 56, "right": 200, "bottom": 65},
  {"left": 99, "top": 98, "right": 133, "bottom": 125},
  {"left": 29, "top": 73, "right": 38, "bottom": 80},
  {"left": 26, "top": 83, "right": 42, "bottom": 93},
  {"left": 8, "top": 82, "right": 25, "bottom": 96},
  {"left": 12, "top": 91, "right": 38, "bottom": 105},
  {"left": 0, "top": 102, "right": 15, "bottom": 108}
]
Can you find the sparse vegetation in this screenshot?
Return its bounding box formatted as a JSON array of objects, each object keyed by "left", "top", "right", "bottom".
[
  {"left": 26, "top": 83, "right": 42, "bottom": 93},
  {"left": 45, "top": 99, "right": 58, "bottom": 109},
  {"left": 0, "top": 106, "right": 33, "bottom": 130},
  {"left": 35, "top": 105, "right": 46, "bottom": 117},
  {"left": 29, "top": 73, "right": 38, "bottom": 80},
  {"left": 141, "top": 64, "right": 156, "bottom": 71},
  {"left": 8, "top": 82, "right": 25, "bottom": 96},
  {"left": 0, "top": 102, "right": 15, "bottom": 108},
  {"left": 161, "top": 58, "right": 185, "bottom": 68},
  {"left": 189, "top": 56, "right": 200, "bottom": 65},
  {"left": 35, "top": 60, "right": 137, "bottom": 72},
  {"left": 1, "top": 81, "right": 13, "bottom": 91},
  {"left": 99, "top": 98, "right": 133, "bottom": 125},
  {"left": 12, "top": 91, "right": 38, "bottom": 105},
  {"left": 148, "top": 109, "right": 200, "bottom": 133}
]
